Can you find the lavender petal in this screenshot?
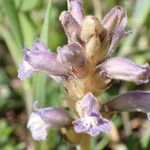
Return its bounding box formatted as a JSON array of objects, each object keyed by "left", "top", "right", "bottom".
[
  {"left": 18, "top": 39, "right": 71, "bottom": 80},
  {"left": 59, "top": 11, "right": 83, "bottom": 44},
  {"left": 57, "top": 43, "right": 88, "bottom": 78},
  {"left": 36, "top": 107, "right": 72, "bottom": 127},
  {"left": 74, "top": 93, "right": 112, "bottom": 136},
  {"left": 102, "top": 6, "right": 128, "bottom": 55},
  {"left": 67, "top": 0, "right": 85, "bottom": 25},
  {"left": 99, "top": 57, "right": 150, "bottom": 84},
  {"left": 79, "top": 93, "right": 100, "bottom": 115},
  {"left": 74, "top": 113, "right": 112, "bottom": 136},
  {"left": 18, "top": 60, "right": 34, "bottom": 80},
  {"left": 27, "top": 107, "right": 72, "bottom": 141},
  {"left": 102, "top": 91, "right": 150, "bottom": 113}
]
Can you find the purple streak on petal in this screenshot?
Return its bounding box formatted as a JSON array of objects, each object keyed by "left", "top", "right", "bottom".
[
  {"left": 102, "top": 91, "right": 150, "bottom": 113},
  {"left": 67, "top": 0, "right": 85, "bottom": 25},
  {"left": 80, "top": 93, "right": 100, "bottom": 115},
  {"left": 57, "top": 43, "right": 85, "bottom": 68},
  {"left": 99, "top": 57, "right": 150, "bottom": 84},
  {"left": 24, "top": 46, "right": 70, "bottom": 77},
  {"left": 74, "top": 119, "right": 88, "bottom": 133},
  {"left": 74, "top": 112, "right": 112, "bottom": 136}
]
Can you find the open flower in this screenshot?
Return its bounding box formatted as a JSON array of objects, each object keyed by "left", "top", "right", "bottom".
[
  {"left": 27, "top": 107, "right": 72, "bottom": 141},
  {"left": 73, "top": 93, "right": 112, "bottom": 136},
  {"left": 18, "top": 39, "right": 71, "bottom": 80}
]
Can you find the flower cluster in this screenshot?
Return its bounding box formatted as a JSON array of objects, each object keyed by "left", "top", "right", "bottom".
[{"left": 18, "top": 0, "right": 150, "bottom": 142}]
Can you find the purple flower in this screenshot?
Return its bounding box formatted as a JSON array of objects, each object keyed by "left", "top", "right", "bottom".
[
  {"left": 18, "top": 39, "right": 71, "bottom": 80},
  {"left": 102, "top": 91, "right": 150, "bottom": 113},
  {"left": 27, "top": 107, "right": 72, "bottom": 141},
  {"left": 102, "top": 91, "right": 150, "bottom": 120},
  {"left": 73, "top": 93, "right": 112, "bottom": 136},
  {"left": 98, "top": 57, "right": 150, "bottom": 84}
]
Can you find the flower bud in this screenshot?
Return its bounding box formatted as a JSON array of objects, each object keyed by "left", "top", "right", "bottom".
[
  {"left": 99, "top": 57, "right": 150, "bottom": 84},
  {"left": 101, "top": 6, "right": 127, "bottom": 34},
  {"left": 81, "top": 16, "right": 103, "bottom": 42},
  {"left": 27, "top": 107, "right": 72, "bottom": 141},
  {"left": 59, "top": 11, "right": 83, "bottom": 44},
  {"left": 101, "top": 6, "right": 128, "bottom": 55},
  {"left": 67, "top": 0, "right": 84, "bottom": 25}
]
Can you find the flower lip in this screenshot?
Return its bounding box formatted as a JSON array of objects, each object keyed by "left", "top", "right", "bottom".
[{"left": 73, "top": 93, "right": 112, "bottom": 136}]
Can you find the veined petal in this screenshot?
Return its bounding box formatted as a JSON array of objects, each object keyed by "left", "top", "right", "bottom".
[
  {"left": 57, "top": 43, "right": 88, "bottom": 78},
  {"left": 102, "top": 6, "right": 128, "bottom": 54},
  {"left": 102, "top": 91, "right": 150, "bottom": 113},
  {"left": 37, "top": 107, "right": 72, "bottom": 127},
  {"left": 67, "top": 0, "right": 85, "bottom": 25},
  {"left": 59, "top": 11, "right": 83, "bottom": 44},
  {"left": 73, "top": 112, "right": 112, "bottom": 136},
  {"left": 18, "top": 39, "right": 70, "bottom": 80},
  {"left": 102, "top": 6, "right": 127, "bottom": 35},
  {"left": 74, "top": 93, "right": 112, "bottom": 136},
  {"left": 99, "top": 57, "right": 150, "bottom": 84},
  {"left": 80, "top": 93, "right": 100, "bottom": 116},
  {"left": 27, "top": 107, "right": 72, "bottom": 141},
  {"left": 57, "top": 43, "right": 84, "bottom": 68}
]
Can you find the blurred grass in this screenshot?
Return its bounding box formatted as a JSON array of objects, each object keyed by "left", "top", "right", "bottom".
[{"left": 0, "top": 0, "right": 150, "bottom": 149}]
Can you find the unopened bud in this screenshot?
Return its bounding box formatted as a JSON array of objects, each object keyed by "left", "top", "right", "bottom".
[
  {"left": 59, "top": 11, "right": 82, "bottom": 44},
  {"left": 67, "top": 0, "right": 85, "bottom": 25},
  {"left": 81, "top": 16, "right": 103, "bottom": 42}
]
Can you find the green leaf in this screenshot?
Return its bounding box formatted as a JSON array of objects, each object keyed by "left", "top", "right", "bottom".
[
  {"left": 19, "top": 13, "right": 36, "bottom": 47},
  {"left": 3, "top": 0, "right": 24, "bottom": 51},
  {"left": 19, "top": 0, "right": 41, "bottom": 11},
  {"left": 40, "top": 0, "right": 52, "bottom": 44},
  {"left": 0, "top": 25, "right": 21, "bottom": 66},
  {"left": 32, "top": 0, "right": 52, "bottom": 107},
  {"left": 119, "top": 0, "right": 150, "bottom": 56}
]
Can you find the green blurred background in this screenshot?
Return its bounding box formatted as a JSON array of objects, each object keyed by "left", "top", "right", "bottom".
[{"left": 0, "top": 0, "right": 150, "bottom": 149}]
